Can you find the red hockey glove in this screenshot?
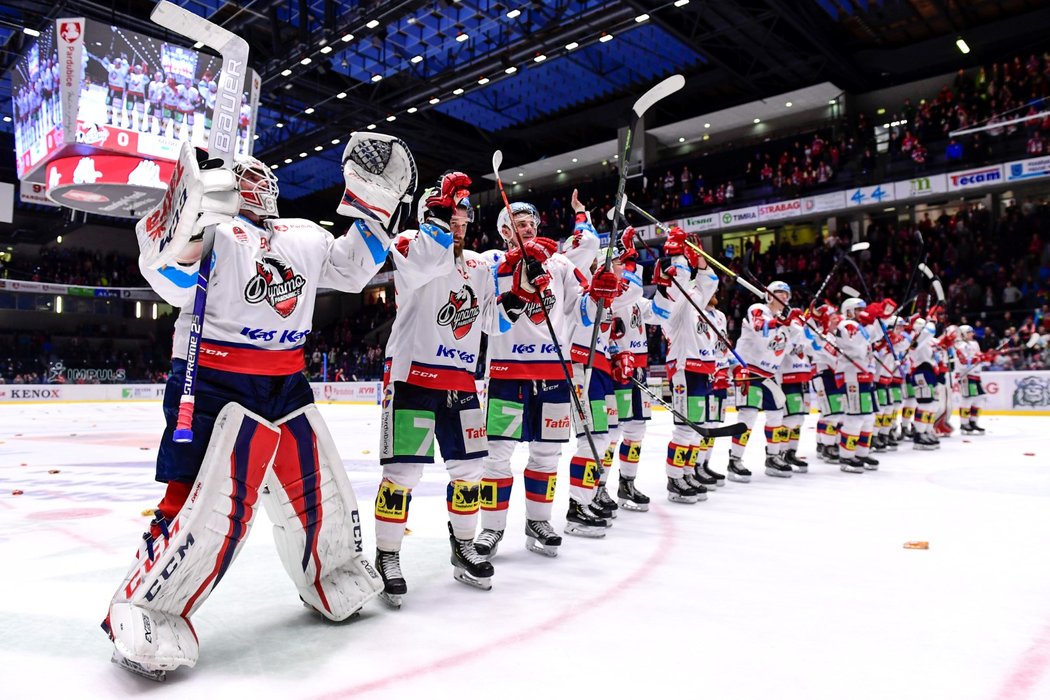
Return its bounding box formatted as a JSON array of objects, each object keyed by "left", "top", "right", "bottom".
[
  {"left": 589, "top": 269, "right": 622, "bottom": 307},
  {"left": 866, "top": 301, "right": 885, "bottom": 319},
  {"left": 663, "top": 226, "right": 688, "bottom": 256},
  {"left": 713, "top": 368, "right": 730, "bottom": 391},
  {"left": 857, "top": 310, "right": 876, "bottom": 326},
  {"left": 424, "top": 171, "right": 471, "bottom": 223},
  {"left": 785, "top": 307, "right": 805, "bottom": 326},
  {"left": 612, "top": 350, "right": 636, "bottom": 384},
  {"left": 653, "top": 257, "right": 677, "bottom": 287}
]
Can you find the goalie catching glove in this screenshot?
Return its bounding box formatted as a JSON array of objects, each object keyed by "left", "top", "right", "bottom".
[
  {"left": 338, "top": 132, "right": 418, "bottom": 234},
  {"left": 137, "top": 141, "right": 240, "bottom": 270}
]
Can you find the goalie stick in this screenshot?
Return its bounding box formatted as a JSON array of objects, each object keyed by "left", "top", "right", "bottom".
[
  {"left": 149, "top": 1, "right": 249, "bottom": 442},
  {"left": 491, "top": 150, "right": 604, "bottom": 470},
  {"left": 584, "top": 75, "right": 684, "bottom": 379},
  {"left": 628, "top": 375, "right": 747, "bottom": 439}
]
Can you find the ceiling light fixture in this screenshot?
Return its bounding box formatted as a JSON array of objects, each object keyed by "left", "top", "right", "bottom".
[
  {"left": 284, "top": 158, "right": 293, "bottom": 163},
  {"left": 429, "top": 97, "right": 441, "bottom": 104},
  {"left": 411, "top": 55, "right": 423, "bottom": 63},
  {"left": 635, "top": 14, "right": 649, "bottom": 22},
  {"left": 785, "top": 101, "right": 792, "bottom": 107},
  {"left": 320, "top": 46, "right": 332, "bottom": 54},
  {"left": 704, "top": 122, "right": 710, "bottom": 128},
  {"left": 456, "top": 33, "right": 469, "bottom": 42},
  {"left": 371, "top": 74, "right": 382, "bottom": 82},
  {"left": 299, "top": 152, "right": 308, "bottom": 157},
  {"left": 23, "top": 27, "right": 41, "bottom": 37},
  {"left": 753, "top": 117, "right": 761, "bottom": 123},
  {"left": 453, "top": 88, "right": 465, "bottom": 95},
  {"left": 534, "top": 54, "right": 546, "bottom": 62},
  {"left": 314, "top": 145, "right": 323, "bottom": 151},
  {"left": 300, "top": 57, "right": 312, "bottom": 65},
  {"left": 341, "top": 33, "right": 354, "bottom": 42},
  {"left": 505, "top": 66, "right": 517, "bottom": 74},
  {"left": 336, "top": 91, "right": 347, "bottom": 99},
  {"left": 304, "top": 107, "right": 315, "bottom": 114},
  {"left": 332, "top": 138, "right": 340, "bottom": 144},
  {"left": 565, "top": 41, "right": 579, "bottom": 50},
  {"left": 367, "top": 123, "right": 376, "bottom": 129},
  {"left": 478, "top": 77, "right": 489, "bottom": 84},
  {"left": 599, "top": 33, "right": 613, "bottom": 43},
  {"left": 275, "top": 121, "right": 284, "bottom": 128},
  {"left": 674, "top": 0, "right": 689, "bottom": 6},
  {"left": 407, "top": 106, "right": 418, "bottom": 113},
  {"left": 956, "top": 37, "right": 970, "bottom": 54},
  {"left": 507, "top": 9, "right": 521, "bottom": 19},
  {"left": 281, "top": 69, "right": 292, "bottom": 76},
  {"left": 366, "top": 19, "right": 379, "bottom": 29}
]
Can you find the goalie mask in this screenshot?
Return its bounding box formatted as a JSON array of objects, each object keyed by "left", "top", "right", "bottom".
[
  {"left": 339, "top": 132, "right": 418, "bottom": 232},
  {"left": 497, "top": 201, "right": 540, "bottom": 245},
  {"left": 233, "top": 157, "right": 280, "bottom": 218}
]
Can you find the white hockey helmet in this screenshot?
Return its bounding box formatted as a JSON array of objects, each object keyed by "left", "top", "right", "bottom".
[
  {"left": 841, "top": 297, "right": 867, "bottom": 318},
  {"left": 766, "top": 280, "right": 791, "bottom": 304},
  {"left": 233, "top": 156, "right": 280, "bottom": 218},
  {"left": 497, "top": 201, "right": 540, "bottom": 243},
  {"left": 958, "top": 324, "right": 974, "bottom": 339}
]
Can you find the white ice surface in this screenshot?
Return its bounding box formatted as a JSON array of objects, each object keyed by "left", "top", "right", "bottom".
[{"left": 2, "top": 403, "right": 1050, "bottom": 700}]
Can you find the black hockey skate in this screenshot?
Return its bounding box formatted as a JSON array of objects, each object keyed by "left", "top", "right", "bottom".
[
  {"left": 617, "top": 475, "right": 651, "bottom": 512},
  {"left": 594, "top": 484, "right": 619, "bottom": 518},
  {"left": 782, "top": 448, "right": 809, "bottom": 473},
  {"left": 667, "top": 476, "right": 701, "bottom": 504},
  {"left": 691, "top": 464, "right": 719, "bottom": 488},
  {"left": 702, "top": 461, "right": 726, "bottom": 487},
  {"left": 727, "top": 456, "right": 751, "bottom": 483},
  {"left": 823, "top": 443, "right": 841, "bottom": 463},
  {"left": 872, "top": 434, "right": 888, "bottom": 452},
  {"left": 858, "top": 455, "right": 879, "bottom": 470},
  {"left": 449, "top": 523, "right": 494, "bottom": 590},
  {"left": 587, "top": 498, "right": 615, "bottom": 526},
  {"left": 839, "top": 455, "right": 865, "bottom": 473},
  {"left": 565, "top": 498, "right": 608, "bottom": 538},
  {"left": 681, "top": 471, "right": 710, "bottom": 500},
  {"left": 474, "top": 528, "right": 504, "bottom": 559},
  {"left": 913, "top": 433, "right": 937, "bottom": 451},
  {"left": 764, "top": 452, "right": 793, "bottom": 478},
  {"left": 525, "top": 519, "right": 562, "bottom": 557},
  {"left": 968, "top": 421, "right": 986, "bottom": 435},
  {"left": 376, "top": 549, "right": 407, "bottom": 609},
  {"left": 886, "top": 432, "right": 900, "bottom": 451},
  {"left": 815, "top": 443, "right": 826, "bottom": 460}
]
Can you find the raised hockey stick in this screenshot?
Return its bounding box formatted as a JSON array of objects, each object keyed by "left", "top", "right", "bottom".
[
  {"left": 584, "top": 75, "right": 684, "bottom": 377},
  {"left": 842, "top": 285, "right": 861, "bottom": 298},
  {"left": 624, "top": 200, "right": 767, "bottom": 299},
  {"left": 627, "top": 376, "right": 746, "bottom": 439},
  {"left": 151, "top": 1, "right": 249, "bottom": 443},
  {"left": 492, "top": 150, "right": 604, "bottom": 468},
  {"left": 900, "top": 229, "right": 927, "bottom": 316},
  {"left": 806, "top": 241, "right": 871, "bottom": 311}
]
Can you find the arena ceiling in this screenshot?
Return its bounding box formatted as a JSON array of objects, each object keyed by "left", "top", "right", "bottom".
[{"left": 2, "top": 0, "right": 1050, "bottom": 222}]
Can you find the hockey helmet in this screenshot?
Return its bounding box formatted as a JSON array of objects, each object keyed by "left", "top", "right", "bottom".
[
  {"left": 767, "top": 280, "right": 791, "bottom": 304},
  {"left": 943, "top": 324, "right": 959, "bottom": 343},
  {"left": 840, "top": 297, "right": 867, "bottom": 318},
  {"left": 958, "top": 324, "right": 974, "bottom": 339},
  {"left": 497, "top": 201, "right": 540, "bottom": 243},
  {"left": 233, "top": 157, "right": 280, "bottom": 218}
]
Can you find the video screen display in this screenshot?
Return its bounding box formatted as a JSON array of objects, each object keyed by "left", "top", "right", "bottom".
[
  {"left": 73, "top": 21, "right": 258, "bottom": 162},
  {"left": 11, "top": 26, "right": 63, "bottom": 179}
]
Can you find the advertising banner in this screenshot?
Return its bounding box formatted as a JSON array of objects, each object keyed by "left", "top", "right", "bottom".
[
  {"left": 719, "top": 205, "right": 759, "bottom": 227},
  {"left": 758, "top": 199, "right": 803, "bottom": 221},
  {"left": 802, "top": 190, "right": 846, "bottom": 214},
  {"left": 893, "top": 173, "right": 948, "bottom": 200},
  {"left": 845, "top": 183, "right": 894, "bottom": 207},
  {"left": 947, "top": 165, "right": 1004, "bottom": 191},
  {"left": 1004, "top": 156, "right": 1050, "bottom": 182}
]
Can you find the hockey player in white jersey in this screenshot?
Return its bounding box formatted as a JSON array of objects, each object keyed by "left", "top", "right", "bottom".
[
  {"left": 729, "top": 281, "right": 803, "bottom": 480},
  {"left": 101, "top": 133, "right": 416, "bottom": 679},
  {"left": 605, "top": 227, "right": 656, "bottom": 511},
  {"left": 695, "top": 294, "right": 731, "bottom": 486},
  {"left": 905, "top": 314, "right": 942, "bottom": 449},
  {"left": 807, "top": 302, "right": 845, "bottom": 463},
  {"left": 778, "top": 320, "right": 815, "bottom": 472},
  {"left": 372, "top": 171, "right": 530, "bottom": 604},
  {"left": 650, "top": 226, "right": 720, "bottom": 501},
  {"left": 833, "top": 298, "right": 888, "bottom": 472},
  {"left": 954, "top": 325, "right": 988, "bottom": 434},
  {"left": 474, "top": 192, "right": 600, "bottom": 557}
]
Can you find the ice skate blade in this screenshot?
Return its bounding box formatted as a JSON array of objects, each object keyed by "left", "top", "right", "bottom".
[
  {"left": 840, "top": 466, "right": 864, "bottom": 473},
  {"left": 793, "top": 466, "right": 808, "bottom": 473},
  {"left": 727, "top": 472, "right": 751, "bottom": 483},
  {"left": 526, "top": 538, "right": 559, "bottom": 557},
  {"left": 111, "top": 651, "right": 166, "bottom": 682},
  {"left": 862, "top": 464, "right": 879, "bottom": 471},
  {"left": 617, "top": 498, "right": 650, "bottom": 512},
  {"left": 764, "top": 468, "right": 792, "bottom": 478},
  {"left": 564, "top": 523, "right": 607, "bottom": 538},
  {"left": 475, "top": 544, "right": 499, "bottom": 560},
  {"left": 378, "top": 591, "right": 403, "bottom": 609},
  {"left": 667, "top": 493, "right": 699, "bottom": 504},
  {"left": 452, "top": 568, "right": 492, "bottom": 590}
]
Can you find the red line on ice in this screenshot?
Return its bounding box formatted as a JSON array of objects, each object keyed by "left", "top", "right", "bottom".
[
  {"left": 313, "top": 505, "right": 678, "bottom": 700},
  {"left": 995, "top": 620, "right": 1050, "bottom": 700}
]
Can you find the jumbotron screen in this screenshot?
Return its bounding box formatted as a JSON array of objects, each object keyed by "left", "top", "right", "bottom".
[{"left": 10, "top": 17, "right": 260, "bottom": 181}]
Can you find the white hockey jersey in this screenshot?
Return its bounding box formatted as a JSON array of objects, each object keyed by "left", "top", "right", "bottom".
[
  {"left": 384, "top": 223, "right": 505, "bottom": 392},
  {"left": 139, "top": 215, "right": 390, "bottom": 374},
  {"left": 484, "top": 216, "right": 599, "bottom": 380},
  {"left": 609, "top": 270, "right": 654, "bottom": 369},
  {"left": 650, "top": 259, "right": 720, "bottom": 374},
  {"left": 735, "top": 303, "right": 796, "bottom": 378},
  {"left": 834, "top": 317, "right": 875, "bottom": 380},
  {"left": 954, "top": 338, "right": 983, "bottom": 378}
]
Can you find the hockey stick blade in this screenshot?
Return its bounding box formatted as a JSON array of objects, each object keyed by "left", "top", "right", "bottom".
[
  {"left": 842, "top": 285, "right": 861, "bottom": 298},
  {"left": 703, "top": 421, "right": 749, "bottom": 438},
  {"left": 850, "top": 242, "right": 870, "bottom": 252},
  {"left": 918, "top": 263, "right": 934, "bottom": 279},
  {"left": 632, "top": 74, "right": 685, "bottom": 120},
  {"left": 152, "top": 1, "right": 247, "bottom": 167},
  {"left": 932, "top": 279, "right": 945, "bottom": 303},
  {"left": 492, "top": 150, "right": 503, "bottom": 176}
]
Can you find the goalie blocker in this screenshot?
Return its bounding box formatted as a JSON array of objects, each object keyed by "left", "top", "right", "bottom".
[{"left": 103, "top": 402, "right": 382, "bottom": 678}]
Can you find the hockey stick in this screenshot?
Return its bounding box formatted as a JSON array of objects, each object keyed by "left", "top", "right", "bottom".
[
  {"left": 627, "top": 376, "right": 746, "bottom": 439},
  {"left": 806, "top": 241, "right": 870, "bottom": 311},
  {"left": 839, "top": 253, "right": 907, "bottom": 379},
  {"left": 151, "top": 0, "right": 249, "bottom": 443},
  {"left": 900, "top": 229, "right": 926, "bottom": 316},
  {"left": 492, "top": 150, "right": 603, "bottom": 469},
  {"left": 584, "top": 75, "right": 684, "bottom": 377},
  {"left": 624, "top": 200, "right": 767, "bottom": 299},
  {"left": 610, "top": 207, "right": 748, "bottom": 369},
  {"left": 842, "top": 285, "right": 861, "bottom": 298}
]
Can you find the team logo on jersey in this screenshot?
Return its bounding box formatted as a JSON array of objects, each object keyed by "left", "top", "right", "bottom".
[
  {"left": 697, "top": 315, "right": 710, "bottom": 337},
  {"left": 768, "top": 334, "right": 787, "bottom": 356},
  {"left": 523, "top": 288, "right": 556, "bottom": 325},
  {"left": 244, "top": 253, "right": 307, "bottom": 318},
  {"left": 630, "top": 305, "right": 642, "bottom": 330},
  {"left": 436, "top": 284, "right": 480, "bottom": 340}
]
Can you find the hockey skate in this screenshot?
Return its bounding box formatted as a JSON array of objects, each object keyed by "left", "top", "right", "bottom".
[
  {"left": 474, "top": 528, "right": 504, "bottom": 559},
  {"left": 667, "top": 476, "right": 701, "bottom": 504},
  {"left": 110, "top": 649, "right": 167, "bottom": 682},
  {"left": 565, "top": 498, "right": 608, "bottom": 538},
  {"left": 617, "top": 475, "right": 651, "bottom": 512},
  {"left": 587, "top": 498, "right": 615, "bottom": 526},
  {"left": 702, "top": 461, "right": 726, "bottom": 487},
  {"left": 449, "top": 523, "right": 494, "bottom": 591},
  {"left": 594, "top": 484, "right": 619, "bottom": 518},
  {"left": 691, "top": 465, "right": 719, "bottom": 489},
  {"left": 886, "top": 432, "right": 900, "bottom": 450},
  {"left": 839, "top": 456, "right": 865, "bottom": 473},
  {"left": 872, "top": 434, "right": 888, "bottom": 452},
  {"left": 913, "top": 433, "right": 937, "bottom": 451},
  {"left": 764, "top": 452, "right": 793, "bottom": 478},
  {"left": 681, "top": 471, "right": 710, "bottom": 500},
  {"left": 967, "top": 421, "right": 986, "bottom": 435},
  {"left": 815, "top": 443, "right": 826, "bottom": 460},
  {"left": 525, "top": 520, "right": 562, "bottom": 557},
  {"left": 376, "top": 549, "right": 407, "bottom": 609},
  {"left": 727, "top": 456, "right": 751, "bottom": 483},
  {"left": 858, "top": 455, "right": 879, "bottom": 470},
  {"left": 782, "top": 449, "right": 808, "bottom": 473},
  {"left": 824, "top": 443, "right": 840, "bottom": 462}
]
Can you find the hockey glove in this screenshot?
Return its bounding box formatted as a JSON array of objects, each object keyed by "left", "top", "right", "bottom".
[
  {"left": 498, "top": 291, "right": 527, "bottom": 323},
  {"left": 653, "top": 257, "right": 678, "bottom": 287},
  {"left": 339, "top": 132, "right": 418, "bottom": 233},
  {"left": 611, "top": 351, "right": 636, "bottom": 384},
  {"left": 589, "top": 269, "right": 622, "bottom": 308},
  {"left": 422, "top": 171, "right": 472, "bottom": 226}
]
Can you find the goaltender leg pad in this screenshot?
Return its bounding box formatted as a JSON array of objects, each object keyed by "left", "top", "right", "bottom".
[
  {"left": 105, "top": 403, "right": 279, "bottom": 669},
  {"left": 264, "top": 404, "right": 383, "bottom": 622},
  {"left": 107, "top": 603, "right": 199, "bottom": 676}
]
